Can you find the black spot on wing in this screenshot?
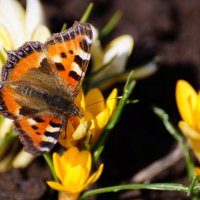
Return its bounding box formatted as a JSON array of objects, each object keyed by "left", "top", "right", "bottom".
[
  {"left": 33, "top": 117, "right": 45, "bottom": 123},
  {"left": 55, "top": 62, "right": 65, "bottom": 71},
  {"left": 60, "top": 52, "right": 67, "bottom": 58},
  {"left": 39, "top": 141, "right": 54, "bottom": 150},
  {"left": 31, "top": 125, "right": 38, "bottom": 130},
  {"left": 49, "top": 120, "right": 62, "bottom": 128},
  {"left": 44, "top": 131, "right": 60, "bottom": 138},
  {"left": 74, "top": 55, "right": 84, "bottom": 68},
  {"left": 19, "top": 107, "right": 38, "bottom": 116},
  {"left": 80, "top": 39, "right": 88, "bottom": 52},
  {"left": 68, "top": 50, "right": 73, "bottom": 54},
  {"left": 69, "top": 70, "right": 81, "bottom": 81}
]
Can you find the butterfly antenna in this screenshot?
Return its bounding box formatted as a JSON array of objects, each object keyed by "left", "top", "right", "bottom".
[
  {"left": 61, "top": 117, "right": 68, "bottom": 139},
  {"left": 80, "top": 96, "right": 122, "bottom": 110},
  {"left": 64, "top": 121, "right": 67, "bottom": 139}
]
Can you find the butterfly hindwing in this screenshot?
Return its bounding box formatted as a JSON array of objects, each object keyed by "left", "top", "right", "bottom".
[{"left": 14, "top": 116, "right": 63, "bottom": 155}]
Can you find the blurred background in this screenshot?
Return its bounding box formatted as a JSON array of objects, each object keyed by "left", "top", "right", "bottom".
[{"left": 2, "top": 0, "right": 200, "bottom": 199}]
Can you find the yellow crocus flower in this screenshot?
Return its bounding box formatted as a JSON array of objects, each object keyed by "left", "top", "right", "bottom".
[
  {"left": 47, "top": 147, "right": 104, "bottom": 200},
  {"left": 59, "top": 88, "right": 118, "bottom": 148},
  {"left": 176, "top": 80, "right": 200, "bottom": 161}
]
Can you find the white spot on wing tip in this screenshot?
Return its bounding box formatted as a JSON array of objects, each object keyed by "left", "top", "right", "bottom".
[
  {"left": 71, "top": 62, "right": 82, "bottom": 76},
  {"left": 46, "top": 125, "right": 61, "bottom": 133},
  {"left": 39, "top": 147, "right": 50, "bottom": 152},
  {"left": 85, "top": 36, "right": 92, "bottom": 45},
  {"left": 27, "top": 118, "right": 37, "bottom": 125},
  {"left": 42, "top": 135, "right": 57, "bottom": 144},
  {"left": 53, "top": 56, "right": 61, "bottom": 63}
]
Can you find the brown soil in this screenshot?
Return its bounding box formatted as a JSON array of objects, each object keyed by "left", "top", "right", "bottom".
[{"left": 1, "top": 0, "right": 200, "bottom": 199}]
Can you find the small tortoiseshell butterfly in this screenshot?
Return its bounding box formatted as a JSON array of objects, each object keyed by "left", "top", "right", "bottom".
[{"left": 0, "top": 22, "right": 93, "bottom": 156}]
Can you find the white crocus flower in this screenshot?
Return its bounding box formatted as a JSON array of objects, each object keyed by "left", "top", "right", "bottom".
[
  {"left": 0, "top": 0, "right": 50, "bottom": 170},
  {"left": 0, "top": 0, "right": 50, "bottom": 65},
  {"left": 91, "top": 26, "right": 134, "bottom": 80},
  {"left": 91, "top": 26, "right": 158, "bottom": 89}
]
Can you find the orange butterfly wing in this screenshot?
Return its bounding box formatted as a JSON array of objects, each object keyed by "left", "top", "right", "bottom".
[
  {"left": 0, "top": 41, "right": 46, "bottom": 119},
  {"left": 44, "top": 21, "right": 93, "bottom": 95},
  {"left": 15, "top": 116, "right": 62, "bottom": 155}
]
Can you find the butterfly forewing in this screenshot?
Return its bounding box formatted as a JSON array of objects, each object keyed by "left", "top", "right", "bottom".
[{"left": 45, "top": 22, "right": 93, "bottom": 96}]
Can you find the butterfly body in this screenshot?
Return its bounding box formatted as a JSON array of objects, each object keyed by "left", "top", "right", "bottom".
[{"left": 0, "top": 22, "right": 92, "bottom": 155}]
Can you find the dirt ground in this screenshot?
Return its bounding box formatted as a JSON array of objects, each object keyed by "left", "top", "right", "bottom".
[{"left": 1, "top": 0, "right": 200, "bottom": 199}]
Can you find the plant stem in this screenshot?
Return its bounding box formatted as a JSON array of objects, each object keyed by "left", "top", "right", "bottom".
[
  {"left": 43, "top": 153, "right": 59, "bottom": 182},
  {"left": 93, "top": 71, "right": 136, "bottom": 162},
  {"left": 153, "top": 106, "right": 194, "bottom": 181},
  {"left": 79, "top": 183, "right": 188, "bottom": 200}
]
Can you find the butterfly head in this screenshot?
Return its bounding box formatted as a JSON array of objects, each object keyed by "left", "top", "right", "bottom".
[{"left": 63, "top": 103, "right": 83, "bottom": 118}]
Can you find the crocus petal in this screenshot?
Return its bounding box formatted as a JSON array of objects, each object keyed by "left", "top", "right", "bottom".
[
  {"left": 0, "top": 24, "right": 14, "bottom": 50},
  {"left": 12, "top": 150, "right": 34, "bottom": 168},
  {"left": 194, "top": 92, "right": 200, "bottom": 132},
  {"left": 0, "top": 118, "right": 13, "bottom": 139},
  {"left": 63, "top": 165, "right": 87, "bottom": 192},
  {"left": 31, "top": 25, "right": 51, "bottom": 42},
  {"left": 53, "top": 153, "right": 65, "bottom": 182},
  {"left": 91, "top": 25, "right": 104, "bottom": 68},
  {"left": 179, "top": 121, "right": 200, "bottom": 140},
  {"left": 61, "top": 147, "right": 80, "bottom": 168},
  {"left": 47, "top": 181, "right": 68, "bottom": 192},
  {"left": 92, "top": 35, "right": 133, "bottom": 81},
  {"left": 54, "top": 149, "right": 80, "bottom": 182},
  {"left": 26, "top": 0, "right": 44, "bottom": 39},
  {"left": 72, "top": 121, "right": 92, "bottom": 140},
  {"left": 103, "top": 35, "right": 133, "bottom": 73},
  {"left": 85, "top": 88, "right": 105, "bottom": 116},
  {"left": 0, "top": 0, "right": 26, "bottom": 47},
  {"left": 95, "top": 108, "right": 110, "bottom": 129},
  {"left": 176, "top": 80, "right": 197, "bottom": 128},
  {"left": 74, "top": 89, "right": 85, "bottom": 112},
  {"left": 187, "top": 139, "right": 200, "bottom": 162},
  {"left": 194, "top": 167, "right": 200, "bottom": 176},
  {"left": 78, "top": 150, "right": 92, "bottom": 179},
  {"left": 106, "top": 88, "right": 118, "bottom": 117},
  {"left": 83, "top": 164, "right": 104, "bottom": 189}
]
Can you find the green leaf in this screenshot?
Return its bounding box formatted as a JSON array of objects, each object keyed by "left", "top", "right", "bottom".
[
  {"left": 100, "top": 10, "right": 122, "bottom": 38},
  {"left": 0, "top": 130, "right": 17, "bottom": 149},
  {"left": 79, "top": 183, "right": 188, "bottom": 200},
  {"left": 80, "top": 2, "right": 94, "bottom": 23},
  {"left": 43, "top": 153, "right": 59, "bottom": 182},
  {"left": 61, "top": 23, "right": 67, "bottom": 32}
]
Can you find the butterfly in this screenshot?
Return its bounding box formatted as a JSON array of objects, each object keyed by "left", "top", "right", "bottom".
[{"left": 0, "top": 22, "right": 93, "bottom": 156}]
